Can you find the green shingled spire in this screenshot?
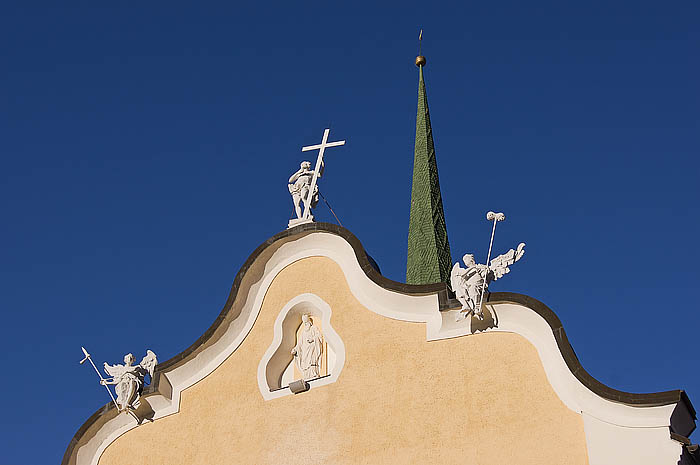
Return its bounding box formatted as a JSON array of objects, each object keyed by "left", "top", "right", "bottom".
[{"left": 406, "top": 62, "right": 452, "bottom": 284}]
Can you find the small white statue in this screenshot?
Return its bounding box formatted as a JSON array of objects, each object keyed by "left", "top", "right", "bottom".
[
  {"left": 290, "top": 314, "right": 323, "bottom": 380},
  {"left": 102, "top": 350, "right": 157, "bottom": 412},
  {"left": 451, "top": 243, "right": 525, "bottom": 320},
  {"left": 288, "top": 160, "right": 323, "bottom": 220}
]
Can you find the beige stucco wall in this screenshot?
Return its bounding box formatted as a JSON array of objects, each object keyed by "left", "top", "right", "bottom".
[{"left": 98, "top": 257, "right": 589, "bottom": 465}]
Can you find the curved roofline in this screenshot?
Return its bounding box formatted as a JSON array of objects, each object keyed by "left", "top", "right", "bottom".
[
  {"left": 62, "top": 222, "right": 694, "bottom": 465},
  {"left": 487, "top": 292, "right": 691, "bottom": 409}
]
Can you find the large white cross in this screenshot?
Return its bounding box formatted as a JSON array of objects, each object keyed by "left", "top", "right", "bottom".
[{"left": 300, "top": 128, "right": 345, "bottom": 219}]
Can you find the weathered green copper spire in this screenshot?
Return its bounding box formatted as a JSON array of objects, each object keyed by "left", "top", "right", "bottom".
[{"left": 406, "top": 59, "right": 452, "bottom": 284}]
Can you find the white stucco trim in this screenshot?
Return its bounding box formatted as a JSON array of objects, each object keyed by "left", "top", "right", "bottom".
[
  {"left": 75, "top": 232, "right": 437, "bottom": 465},
  {"left": 432, "top": 304, "right": 682, "bottom": 465},
  {"left": 583, "top": 412, "right": 683, "bottom": 465},
  {"left": 256, "top": 293, "right": 346, "bottom": 400},
  {"left": 432, "top": 304, "right": 676, "bottom": 428},
  {"left": 70, "top": 231, "right": 686, "bottom": 465}
]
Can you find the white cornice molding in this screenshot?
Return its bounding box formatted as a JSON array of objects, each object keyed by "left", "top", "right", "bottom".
[{"left": 69, "top": 231, "right": 686, "bottom": 465}]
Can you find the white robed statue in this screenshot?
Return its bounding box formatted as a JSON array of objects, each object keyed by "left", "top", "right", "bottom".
[
  {"left": 451, "top": 243, "right": 525, "bottom": 320},
  {"left": 290, "top": 314, "right": 323, "bottom": 380},
  {"left": 287, "top": 128, "right": 345, "bottom": 227},
  {"left": 101, "top": 350, "right": 157, "bottom": 412},
  {"left": 288, "top": 160, "right": 323, "bottom": 220}
]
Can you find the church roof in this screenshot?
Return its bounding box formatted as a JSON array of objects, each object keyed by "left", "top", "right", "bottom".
[{"left": 406, "top": 62, "right": 452, "bottom": 284}]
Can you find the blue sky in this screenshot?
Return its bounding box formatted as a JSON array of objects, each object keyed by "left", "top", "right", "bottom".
[{"left": 1, "top": 1, "right": 698, "bottom": 462}]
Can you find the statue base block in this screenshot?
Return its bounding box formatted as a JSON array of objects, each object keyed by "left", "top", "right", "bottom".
[
  {"left": 289, "top": 379, "right": 310, "bottom": 394},
  {"left": 288, "top": 217, "right": 314, "bottom": 229}
]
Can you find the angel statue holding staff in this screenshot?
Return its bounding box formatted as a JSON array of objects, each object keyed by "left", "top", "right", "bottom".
[
  {"left": 451, "top": 243, "right": 525, "bottom": 320},
  {"left": 101, "top": 350, "right": 157, "bottom": 412}
]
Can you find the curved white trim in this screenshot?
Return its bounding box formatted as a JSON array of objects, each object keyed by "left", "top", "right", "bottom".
[
  {"left": 433, "top": 304, "right": 676, "bottom": 428},
  {"left": 583, "top": 413, "right": 683, "bottom": 465},
  {"left": 71, "top": 231, "right": 682, "bottom": 465},
  {"left": 76, "top": 233, "right": 437, "bottom": 465},
  {"left": 257, "top": 293, "right": 346, "bottom": 400}
]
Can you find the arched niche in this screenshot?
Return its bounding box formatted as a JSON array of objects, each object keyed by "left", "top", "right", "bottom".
[{"left": 257, "top": 293, "right": 346, "bottom": 400}]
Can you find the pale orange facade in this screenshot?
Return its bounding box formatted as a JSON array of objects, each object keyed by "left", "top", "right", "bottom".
[
  {"left": 63, "top": 227, "right": 695, "bottom": 465},
  {"left": 98, "top": 257, "right": 589, "bottom": 465}
]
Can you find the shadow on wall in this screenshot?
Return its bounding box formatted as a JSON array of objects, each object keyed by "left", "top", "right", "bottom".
[
  {"left": 132, "top": 399, "right": 155, "bottom": 425},
  {"left": 470, "top": 306, "right": 498, "bottom": 334}
]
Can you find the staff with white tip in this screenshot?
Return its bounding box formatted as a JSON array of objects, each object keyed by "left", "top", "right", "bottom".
[
  {"left": 476, "top": 211, "right": 506, "bottom": 313},
  {"left": 79, "top": 346, "right": 120, "bottom": 411}
]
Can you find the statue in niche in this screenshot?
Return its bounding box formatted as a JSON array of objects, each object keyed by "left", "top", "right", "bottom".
[
  {"left": 288, "top": 160, "right": 323, "bottom": 220},
  {"left": 102, "top": 350, "right": 157, "bottom": 412},
  {"left": 451, "top": 243, "right": 525, "bottom": 320},
  {"left": 290, "top": 314, "right": 323, "bottom": 380}
]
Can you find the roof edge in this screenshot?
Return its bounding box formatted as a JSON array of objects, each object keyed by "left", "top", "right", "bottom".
[
  {"left": 485, "top": 292, "right": 686, "bottom": 408},
  {"left": 62, "top": 222, "right": 694, "bottom": 464}
]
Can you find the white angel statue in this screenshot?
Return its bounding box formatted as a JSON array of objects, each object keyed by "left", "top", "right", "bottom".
[
  {"left": 450, "top": 243, "right": 525, "bottom": 320},
  {"left": 102, "top": 350, "right": 157, "bottom": 412}
]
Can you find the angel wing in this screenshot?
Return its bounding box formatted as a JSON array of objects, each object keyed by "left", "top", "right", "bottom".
[
  {"left": 139, "top": 350, "right": 158, "bottom": 378},
  {"left": 103, "top": 362, "right": 127, "bottom": 379},
  {"left": 450, "top": 262, "right": 467, "bottom": 291},
  {"left": 489, "top": 242, "right": 525, "bottom": 280}
]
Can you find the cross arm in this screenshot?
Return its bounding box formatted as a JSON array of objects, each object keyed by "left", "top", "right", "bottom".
[{"left": 301, "top": 140, "right": 346, "bottom": 152}]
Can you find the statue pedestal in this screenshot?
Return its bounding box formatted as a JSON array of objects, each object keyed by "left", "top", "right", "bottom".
[
  {"left": 288, "top": 379, "right": 310, "bottom": 394},
  {"left": 288, "top": 216, "right": 314, "bottom": 229}
]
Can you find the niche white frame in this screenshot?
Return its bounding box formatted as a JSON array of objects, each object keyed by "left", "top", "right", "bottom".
[{"left": 257, "top": 293, "right": 346, "bottom": 400}]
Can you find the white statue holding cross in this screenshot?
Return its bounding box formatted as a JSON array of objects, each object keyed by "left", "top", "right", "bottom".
[{"left": 288, "top": 128, "right": 345, "bottom": 228}]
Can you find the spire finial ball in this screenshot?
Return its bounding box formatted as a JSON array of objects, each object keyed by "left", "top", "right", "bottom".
[{"left": 415, "top": 55, "right": 426, "bottom": 67}]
